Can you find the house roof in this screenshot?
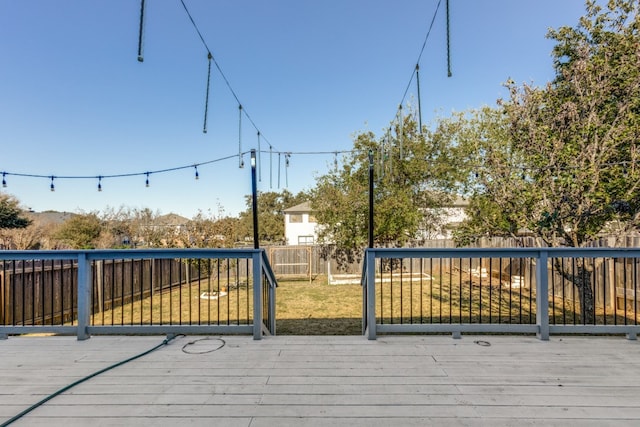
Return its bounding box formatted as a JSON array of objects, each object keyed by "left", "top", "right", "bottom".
[{"left": 284, "top": 201, "right": 312, "bottom": 213}]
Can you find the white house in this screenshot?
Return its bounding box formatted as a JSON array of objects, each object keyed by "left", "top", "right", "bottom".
[
  {"left": 282, "top": 197, "right": 468, "bottom": 245},
  {"left": 419, "top": 196, "right": 469, "bottom": 240},
  {"left": 283, "top": 201, "right": 318, "bottom": 245}
]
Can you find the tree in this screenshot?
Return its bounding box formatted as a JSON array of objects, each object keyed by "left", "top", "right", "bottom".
[
  {"left": 311, "top": 114, "right": 463, "bottom": 264},
  {"left": 238, "top": 189, "right": 308, "bottom": 245},
  {"left": 452, "top": 0, "right": 640, "bottom": 323},
  {"left": 53, "top": 212, "right": 104, "bottom": 249},
  {"left": 0, "top": 194, "right": 31, "bottom": 230},
  {"left": 175, "top": 209, "right": 241, "bottom": 248}
]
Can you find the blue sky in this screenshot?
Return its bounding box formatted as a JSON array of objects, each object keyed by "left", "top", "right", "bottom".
[{"left": 0, "top": 0, "right": 593, "bottom": 218}]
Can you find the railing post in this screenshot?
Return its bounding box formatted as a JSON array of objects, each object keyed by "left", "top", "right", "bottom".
[
  {"left": 252, "top": 252, "right": 263, "bottom": 340},
  {"left": 536, "top": 250, "right": 550, "bottom": 341},
  {"left": 77, "top": 252, "right": 91, "bottom": 341},
  {"left": 265, "top": 252, "right": 276, "bottom": 335},
  {"left": 366, "top": 249, "right": 377, "bottom": 340}
]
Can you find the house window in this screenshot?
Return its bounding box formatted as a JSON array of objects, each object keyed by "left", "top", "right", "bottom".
[
  {"left": 289, "top": 214, "right": 303, "bottom": 223},
  {"left": 298, "top": 235, "right": 314, "bottom": 244},
  {"left": 308, "top": 214, "right": 317, "bottom": 223}
]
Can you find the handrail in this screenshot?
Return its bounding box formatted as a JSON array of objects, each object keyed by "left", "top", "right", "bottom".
[
  {"left": 363, "top": 247, "right": 640, "bottom": 340},
  {"left": 260, "top": 249, "right": 278, "bottom": 289},
  {"left": 0, "top": 248, "right": 276, "bottom": 340}
]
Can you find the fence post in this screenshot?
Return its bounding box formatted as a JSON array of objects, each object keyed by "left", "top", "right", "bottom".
[
  {"left": 77, "top": 252, "right": 92, "bottom": 341},
  {"left": 366, "top": 249, "right": 377, "bottom": 340},
  {"left": 252, "top": 252, "right": 263, "bottom": 340},
  {"left": 536, "top": 250, "right": 550, "bottom": 341}
]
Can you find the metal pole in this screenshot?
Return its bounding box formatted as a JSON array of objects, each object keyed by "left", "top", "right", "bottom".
[
  {"left": 251, "top": 150, "right": 259, "bottom": 249},
  {"left": 368, "top": 149, "right": 374, "bottom": 248}
]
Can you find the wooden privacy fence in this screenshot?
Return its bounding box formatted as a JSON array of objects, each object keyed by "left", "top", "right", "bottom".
[
  {"left": 0, "top": 260, "right": 77, "bottom": 327},
  {"left": 0, "top": 258, "right": 203, "bottom": 326},
  {"left": 265, "top": 238, "right": 640, "bottom": 283}
]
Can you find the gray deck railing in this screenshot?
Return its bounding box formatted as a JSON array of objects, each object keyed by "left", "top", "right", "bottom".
[
  {"left": 363, "top": 247, "right": 640, "bottom": 340},
  {"left": 0, "top": 249, "right": 277, "bottom": 340}
]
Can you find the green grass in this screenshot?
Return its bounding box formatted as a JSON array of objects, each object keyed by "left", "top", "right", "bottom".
[
  {"left": 275, "top": 279, "right": 362, "bottom": 335},
  {"left": 90, "top": 273, "right": 639, "bottom": 335}
]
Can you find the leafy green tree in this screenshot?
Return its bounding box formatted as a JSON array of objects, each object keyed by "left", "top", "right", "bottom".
[
  {"left": 0, "top": 194, "right": 31, "bottom": 230},
  {"left": 452, "top": 0, "right": 640, "bottom": 323},
  {"left": 238, "top": 189, "right": 308, "bottom": 245},
  {"left": 311, "top": 115, "right": 463, "bottom": 264},
  {"left": 53, "top": 212, "right": 103, "bottom": 249},
  {"left": 175, "top": 209, "right": 240, "bottom": 248}
]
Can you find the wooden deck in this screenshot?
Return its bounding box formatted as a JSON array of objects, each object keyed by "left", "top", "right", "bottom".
[{"left": 1, "top": 334, "right": 640, "bottom": 426}]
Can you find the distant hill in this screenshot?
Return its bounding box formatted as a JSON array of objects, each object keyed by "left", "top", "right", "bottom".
[
  {"left": 27, "top": 210, "right": 76, "bottom": 225},
  {"left": 157, "top": 213, "right": 190, "bottom": 226}
]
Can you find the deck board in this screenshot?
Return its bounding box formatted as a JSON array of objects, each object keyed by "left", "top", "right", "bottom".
[{"left": 1, "top": 334, "right": 639, "bottom": 426}]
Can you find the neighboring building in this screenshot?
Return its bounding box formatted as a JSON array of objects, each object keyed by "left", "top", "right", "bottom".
[
  {"left": 419, "top": 196, "right": 469, "bottom": 240},
  {"left": 282, "top": 197, "right": 468, "bottom": 246},
  {"left": 283, "top": 201, "right": 318, "bottom": 245}
]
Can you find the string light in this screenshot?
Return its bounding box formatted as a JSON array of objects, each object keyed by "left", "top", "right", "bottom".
[
  {"left": 1, "top": 153, "right": 634, "bottom": 195},
  {"left": 178, "top": 0, "right": 282, "bottom": 161},
  {"left": 446, "top": 0, "right": 452, "bottom": 77},
  {"left": 285, "top": 153, "right": 291, "bottom": 187},
  {"left": 257, "top": 131, "right": 261, "bottom": 182},
  {"left": 238, "top": 104, "right": 243, "bottom": 168},
  {"left": 416, "top": 63, "right": 423, "bottom": 133},
  {"left": 137, "top": 0, "right": 146, "bottom": 62},
  {"left": 203, "top": 52, "right": 212, "bottom": 134}
]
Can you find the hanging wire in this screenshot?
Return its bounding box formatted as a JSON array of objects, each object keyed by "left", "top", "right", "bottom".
[
  {"left": 203, "top": 52, "right": 213, "bottom": 133},
  {"left": 194, "top": 165, "right": 199, "bottom": 180},
  {"left": 269, "top": 145, "right": 273, "bottom": 189},
  {"left": 137, "top": 0, "right": 146, "bottom": 62},
  {"left": 145, "top": 172, "right": 150, "bottom": 187},
  {"left": 97, "top": 176, "right": 103, "bottom": 192},
  {"left": 2, "top": 172, "right": 7, "bottom": 188},
  {"left": 50, "top": 176, "right": 55, "bottom": 192}
]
